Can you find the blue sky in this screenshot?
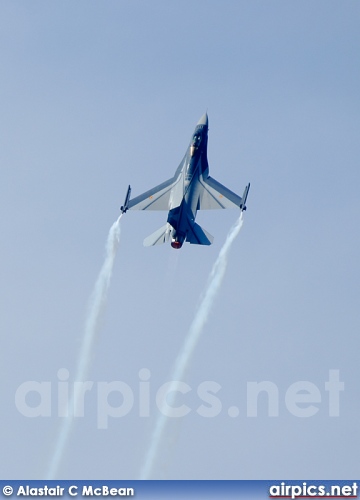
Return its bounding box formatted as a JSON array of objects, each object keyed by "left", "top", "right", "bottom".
[{"left": 1, "top": 1, "right": 359, "bottom": 479}]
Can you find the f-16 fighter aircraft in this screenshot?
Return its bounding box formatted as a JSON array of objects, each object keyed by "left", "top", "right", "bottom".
[{"left": 121, "top": 113, "right": 250, "bottom": 249}]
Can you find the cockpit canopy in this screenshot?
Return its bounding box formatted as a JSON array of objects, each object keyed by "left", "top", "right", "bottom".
[
  {"left": 192, "top": 133, "right": 201, "bottom": 147},
  {"left": 190, "top": 133, "right": 202, "bottom": 157}
]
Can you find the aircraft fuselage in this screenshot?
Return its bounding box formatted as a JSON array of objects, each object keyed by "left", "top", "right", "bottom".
[{"left": 167, "top": 116, "right": 209, "bottom": 248}]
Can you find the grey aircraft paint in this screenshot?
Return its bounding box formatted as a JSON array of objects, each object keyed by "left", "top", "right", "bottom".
[{"left": 121, "top": 113, "right": 250, "bottom": 248}]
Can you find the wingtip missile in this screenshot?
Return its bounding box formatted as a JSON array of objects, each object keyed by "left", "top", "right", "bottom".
[
  {"left": 240, "top": 183, "right": 250, "bottom": 211},
  {"left": 120, "top": 185, "right": 131, "bottom": 213}
]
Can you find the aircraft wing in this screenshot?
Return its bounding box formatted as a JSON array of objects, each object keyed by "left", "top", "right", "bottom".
[
  {"left": 128, "top": 178, "right": 176, "bottom": 211},
  {"left": 198, "top": 176, "right": 243, "bottom": 209}
]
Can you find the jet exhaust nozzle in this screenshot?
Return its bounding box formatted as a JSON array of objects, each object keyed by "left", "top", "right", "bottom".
[{"left": 171, "top": 231, "right": 185, "bottom": 249}]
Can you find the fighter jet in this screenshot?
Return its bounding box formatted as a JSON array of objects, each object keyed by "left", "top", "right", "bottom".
[{"left": 121, "top": 113, "right": 250, "bottom": 249}]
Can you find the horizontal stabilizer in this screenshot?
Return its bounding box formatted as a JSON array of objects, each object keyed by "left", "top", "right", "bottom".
[
  {"left": 143, "top": 224, "right": 172, "bottom": 247},
  {"left": 187, "top": 223, "right": 214, "bottom": 246}
]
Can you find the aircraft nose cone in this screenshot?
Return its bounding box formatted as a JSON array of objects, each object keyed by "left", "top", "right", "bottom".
[{"left": 197, "top": 112, "right": 208, "bottom": 127}]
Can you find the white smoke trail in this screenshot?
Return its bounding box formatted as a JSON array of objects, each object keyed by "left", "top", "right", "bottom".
[
  {"left": 47, "top": 214, "right": 123, "bottom": 479},
  {"left": 140, "top": 211, "right": 244, "bottom": 479}
]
